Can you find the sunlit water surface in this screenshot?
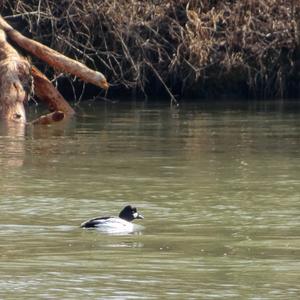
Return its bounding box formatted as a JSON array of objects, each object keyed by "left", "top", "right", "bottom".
[{"left": 0, "top": 101, "right": 300, "bottom": 299}]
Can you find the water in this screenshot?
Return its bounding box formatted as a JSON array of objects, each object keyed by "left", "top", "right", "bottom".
[{"left": 0, "top": 101, "right": 299, "bottom": 299}]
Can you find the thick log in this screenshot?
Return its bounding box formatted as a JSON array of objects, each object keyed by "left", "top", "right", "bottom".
[
  {"left": 0, "top": 29, "right": 32, "bottom": 122},
  {"left": 0, "top": 15, "right": 109, "bottom": 90}
]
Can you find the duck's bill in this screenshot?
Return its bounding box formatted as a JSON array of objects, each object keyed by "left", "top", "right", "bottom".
[{"left": 134, "top": 212, "right": 144, "bottom": 219}]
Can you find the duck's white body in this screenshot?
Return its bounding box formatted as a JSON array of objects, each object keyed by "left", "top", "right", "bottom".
[{"left": 81, "top": 217, "right": 136, "bottom": 233}]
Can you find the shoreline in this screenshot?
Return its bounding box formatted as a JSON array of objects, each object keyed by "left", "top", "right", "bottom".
[{"left": 1, "top": 1, "right": 300, "bottom": 101}]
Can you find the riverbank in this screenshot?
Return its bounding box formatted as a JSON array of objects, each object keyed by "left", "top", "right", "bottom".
[{"left": 1, "top": 1, "right": 300, "bottom": 100}]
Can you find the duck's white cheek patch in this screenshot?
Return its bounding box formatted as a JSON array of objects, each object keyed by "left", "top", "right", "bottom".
[{"left": 133, "top": 212, "right": 139, "bottom": 218}]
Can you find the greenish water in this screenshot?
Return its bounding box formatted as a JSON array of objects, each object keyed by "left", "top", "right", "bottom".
[{"left": 0, "top": 101, "right": 300, "bottom": 299}]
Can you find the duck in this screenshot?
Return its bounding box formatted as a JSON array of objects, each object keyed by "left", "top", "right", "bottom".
[{"left": 80, "top": 205, "right": 144, "bottom": 233}]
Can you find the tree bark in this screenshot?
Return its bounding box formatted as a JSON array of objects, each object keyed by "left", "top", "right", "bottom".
[{"left": 0, "top": 29, "right": 31, "bottom": 122}]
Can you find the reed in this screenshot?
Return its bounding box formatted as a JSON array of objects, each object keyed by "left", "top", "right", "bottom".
[{"left": 1, "top": 0, "right": 300, "bottom": 99}]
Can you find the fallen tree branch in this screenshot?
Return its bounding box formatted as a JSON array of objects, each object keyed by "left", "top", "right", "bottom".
[
  {"left": 0, "top": 15, "right": 109, "bottom": 90},
  {"left": 31, "top": 111, "right": 65, "bottom": 125},
  {"left": 31, "top": 66, "right": 75, "bottom": 116}
]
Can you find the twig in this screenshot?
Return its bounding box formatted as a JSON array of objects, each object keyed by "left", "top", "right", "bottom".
[{"left": 145, "top": 61, "right": 179, "bottom": 107}]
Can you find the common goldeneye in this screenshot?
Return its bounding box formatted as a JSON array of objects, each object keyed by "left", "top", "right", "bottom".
[{"left": 80, "top": 205, "right": 144, "bottom": 233}]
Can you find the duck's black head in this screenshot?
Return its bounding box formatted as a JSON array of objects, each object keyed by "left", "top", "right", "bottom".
[{"left": 119, "top": 205, "right": 144, "bottom": 222}]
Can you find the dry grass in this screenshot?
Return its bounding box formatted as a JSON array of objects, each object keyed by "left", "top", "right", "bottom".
[{"left": 1, "top": 0, "right": 300, "bottom": 100}]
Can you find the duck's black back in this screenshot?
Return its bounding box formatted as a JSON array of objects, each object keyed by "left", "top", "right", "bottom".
[{"left": 80, "top": 216, "right": 111, "bottom": 228}]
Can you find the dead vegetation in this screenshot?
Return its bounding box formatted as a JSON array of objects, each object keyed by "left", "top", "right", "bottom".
[{"left": 1, "top": 0, "right": 300, "bottom": 100}]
